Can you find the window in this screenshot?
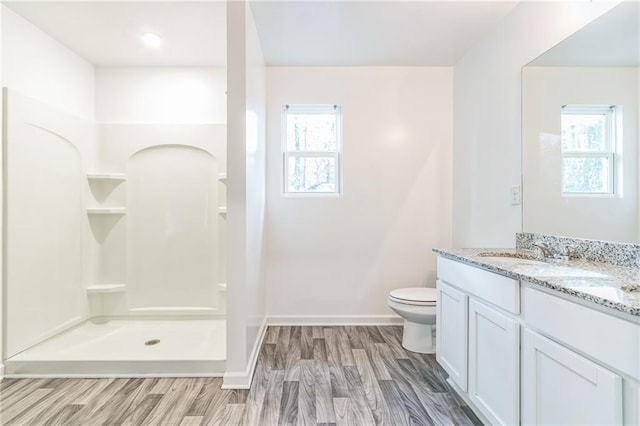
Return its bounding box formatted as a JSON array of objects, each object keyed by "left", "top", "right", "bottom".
[
  {"left": 282, "top": 104, "right": 342, "bottom": 195},
  {"left": 560, "top": 105, "right": 616, "bottom": 195}
]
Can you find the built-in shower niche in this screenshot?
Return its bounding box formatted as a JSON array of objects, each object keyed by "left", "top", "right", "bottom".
[{"left": 86, "top": 172, "right": 127, "bottom": 300}]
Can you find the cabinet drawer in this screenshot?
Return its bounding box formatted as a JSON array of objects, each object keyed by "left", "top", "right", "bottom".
[
  {"left": 437, "top": 256, "right": 520, "bottom": 314},
  {"left": 524, "top": 286, "right": 640, "bottom": 380}
]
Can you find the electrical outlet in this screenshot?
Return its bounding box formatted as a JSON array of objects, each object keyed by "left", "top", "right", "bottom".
[{"left": 510, "top": 185, "right": 521, "bottom": 205}]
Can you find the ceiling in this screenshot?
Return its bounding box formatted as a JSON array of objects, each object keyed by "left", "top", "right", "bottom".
[
  {"left": 4, "top": 0, "right": 520, "bottom": 67},
  {"left": 249, "top": 0, "right": 519, "bottom": 66},
  {"left": 3, "top": 1, "right": 227, "bottom": 67},
  {"left": 529, "top": 1, "right": 639, "bottom": 67}
]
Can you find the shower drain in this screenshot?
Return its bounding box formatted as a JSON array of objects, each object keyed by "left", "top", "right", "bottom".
[{"left": 145, "top": 339, "right": 160, "bottom": 346}]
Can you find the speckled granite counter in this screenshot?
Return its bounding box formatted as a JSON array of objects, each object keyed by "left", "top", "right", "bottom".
[{"left": 433, "top": 248, "right": 640, "bottom": 319}]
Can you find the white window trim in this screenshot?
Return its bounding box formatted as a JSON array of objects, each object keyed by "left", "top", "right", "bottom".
[
  {"left": 560, "top": 104, "right": 616, "bottom": 196},
  {"left": 281, "top": 104, "right": 343, "bottom": 196}
]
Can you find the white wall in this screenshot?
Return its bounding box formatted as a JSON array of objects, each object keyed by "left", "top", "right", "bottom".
[
  {"left": 452, "top": 0, "right": 620, "bottom": 248},
  {"left": 1, "top": 5, "right": 95, "bottom": 120},
  {"left": 95, "top": 67, "right": 226, "bottom": 124},
  {"left": 244, "top": 2, "right": 267, "bottom": 364},
  {"left": 265, "top": 67, "right": 452, "bottom": 318},
  {"left": 1, "top": 4, "right": 4, "bottom": 376},
  {"left": 523, "top": 67, "right": 638, "bottom": 243},
  {"left": 224, "top": 0, "right": 267, "bottom": 388}
]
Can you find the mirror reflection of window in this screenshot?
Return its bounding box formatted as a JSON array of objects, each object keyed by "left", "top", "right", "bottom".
[
  {"left": 560, "top": 104, "right": 617, "bottom": 195},
  {"left": 521, "top": 0, "right": 638, "bottom": 243}
]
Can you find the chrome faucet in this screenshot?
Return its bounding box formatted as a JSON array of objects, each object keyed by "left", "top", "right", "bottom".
[
  {"left": 533, "top": 242, "right": 553, "bottom": 259},
  {"left": 533, "top": 242, "right": 571, "bottom": 260}
]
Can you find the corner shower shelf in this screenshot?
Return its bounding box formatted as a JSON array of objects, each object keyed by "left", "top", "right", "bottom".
[
  {"left": 87, "top": 207, "right": 127, "bottom": 215},
  {"left": 218, "top": 207, "right": 227, "bottom": 217},
  {"left": 87, "top": 284, "right": 126, "bottom": 294},
  {"left": 218, "top": 173, "right": 227, "bottom": 183},
  {"left": 87, "top": 173, "right": 127, "bottom": 182}
]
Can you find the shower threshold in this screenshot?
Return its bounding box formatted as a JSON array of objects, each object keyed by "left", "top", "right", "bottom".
[{"left": 4, "top": 318, "right": 225, "bottom": 377}]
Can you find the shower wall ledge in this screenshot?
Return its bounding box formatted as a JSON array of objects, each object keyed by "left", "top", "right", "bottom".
[
  {"left": 87, "top": 284, "right": 126, "bottom": 294},
  {"left": 87, "top": 207, "right": 126, "bottom": 215},
  {"left": 87, "top": 173, "right": 126, "bottom": 181}
]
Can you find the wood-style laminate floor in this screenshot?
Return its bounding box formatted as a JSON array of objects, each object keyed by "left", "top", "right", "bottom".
[{"left": 0, "top": 326, "right": 482, "bottom": 425}]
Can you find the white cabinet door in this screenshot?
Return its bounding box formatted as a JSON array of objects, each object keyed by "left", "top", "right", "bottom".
[
  {"left": 436, "top": 280, "right": 468, "bottom": 391},
  {"left": 468, "top": 299, "right": 520, "bottom": 425},
  {"left": 522, "top": 329, "right": 623, "bottom": 426}
]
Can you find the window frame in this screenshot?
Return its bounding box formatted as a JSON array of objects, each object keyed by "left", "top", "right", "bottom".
[
  {"left": 560, "top": 104, "right": 616, "bottom": 197},
  {"left": 281, "top": 104, "right": 343, "bottom": 196}
]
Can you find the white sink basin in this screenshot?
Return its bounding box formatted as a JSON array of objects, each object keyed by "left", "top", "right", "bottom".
[
  {"left": 476, "top": 252, "right": 609, "bottom": 278},
  {"left": 515, "top": 264, "right": 609, "bottom": 278}
]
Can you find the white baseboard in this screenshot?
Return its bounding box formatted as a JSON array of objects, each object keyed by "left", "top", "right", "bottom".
[
  {"left": 221, "top": 370, "right": 253, "bottom": 390},
  {"left": 0, "top": 363, "right": 4, "bottom": 381},
  {"left": 266, "top": 314, "right": 403, "bottom": 326},
  {"left": 222, "top": 317, "right": 268, "bottom": 390}
]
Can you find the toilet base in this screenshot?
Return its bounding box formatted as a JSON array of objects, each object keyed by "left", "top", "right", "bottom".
[{"left": 401, "top": 320, "right": 435, "bottom": 354}]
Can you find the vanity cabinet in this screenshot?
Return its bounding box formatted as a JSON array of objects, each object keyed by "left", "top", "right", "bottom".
[
  {"left": 436, "top": 257, "right": 521, "bottom": 424},
  {"left": 436, "top": 255, "right": 639, "bottom": 425},
  {"left": 522, "top": 329, "right": 623, "bottom": 425}
]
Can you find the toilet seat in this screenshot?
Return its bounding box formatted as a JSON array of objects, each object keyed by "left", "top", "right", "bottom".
[{"left": 389, "top": 287, "right": 437, "bottom": 306}]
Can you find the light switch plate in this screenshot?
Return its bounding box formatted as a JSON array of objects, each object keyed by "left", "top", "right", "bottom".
[{"left": 510, "top": 185, "right": 521, "bottom": 205}]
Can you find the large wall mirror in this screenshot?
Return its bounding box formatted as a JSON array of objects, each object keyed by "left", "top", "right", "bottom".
[{"left": 522, "top": 1, "right": 639, "bottom": 243}]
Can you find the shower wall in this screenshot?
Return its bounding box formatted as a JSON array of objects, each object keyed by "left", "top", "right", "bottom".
[
  {"left": 3, "top": 94, "right": 226, "bottom": 360},
  {"left": 91, "top": 124, "right": 227, "bottom": 317},
  {"left": 4, "top": 98, "right": 227, "bottom": 359},
  {"left": 90, "top": 67, "right": 227, "bottom": 317},
  {"left": 129, "top": 145, "right": 218, "bottom": 311},
  {"left": 4, "top": 90, "right": 99, "bottom": 358}
]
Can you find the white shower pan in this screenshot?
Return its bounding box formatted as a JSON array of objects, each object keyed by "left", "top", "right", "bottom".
[{"left": 4, "top": 318, "right": 225, "bottom": 377}]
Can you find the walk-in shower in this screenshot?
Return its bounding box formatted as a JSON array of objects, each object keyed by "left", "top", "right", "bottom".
[{"left": 2, "top": 1, "right": 228, "bottom": 376}]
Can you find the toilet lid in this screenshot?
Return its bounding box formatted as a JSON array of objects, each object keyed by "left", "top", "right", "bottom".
[{"left": 389, "top": 287, "right": 437, "bottom": 305}]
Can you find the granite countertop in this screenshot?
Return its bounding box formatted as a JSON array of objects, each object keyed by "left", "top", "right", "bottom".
[{"left": 433, "top": 248, "right": 640, "bottom": 319}]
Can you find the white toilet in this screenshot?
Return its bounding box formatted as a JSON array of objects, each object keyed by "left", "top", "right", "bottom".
[{"left": 387, "top": 287, "right": 437, "bottom": 354}]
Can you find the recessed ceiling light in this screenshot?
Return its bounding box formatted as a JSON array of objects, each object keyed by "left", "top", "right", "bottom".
[{"left": 141, "top": 32, "right": 163, "bottom": 49}]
